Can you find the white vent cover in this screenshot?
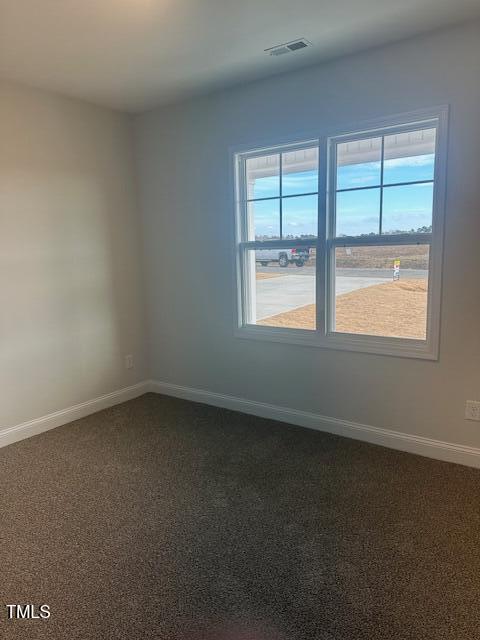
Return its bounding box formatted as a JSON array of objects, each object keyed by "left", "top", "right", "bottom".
[{"left": 265, "top": 38, "right": 312, "bottom": 56}]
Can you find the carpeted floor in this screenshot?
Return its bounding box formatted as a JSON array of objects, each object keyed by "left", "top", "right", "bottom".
[{"left": 1, "top": 393, "right": 480, "bottom": 639}]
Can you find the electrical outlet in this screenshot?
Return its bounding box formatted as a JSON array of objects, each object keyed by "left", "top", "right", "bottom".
[
  {"left": 125, "top": 354, "right": 134, "bottom": 370},
  {"left": 465, "top": 400, "right": 480, "bottom": 421}
]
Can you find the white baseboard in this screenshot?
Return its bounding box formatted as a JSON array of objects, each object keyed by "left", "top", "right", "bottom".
[
  {"left": 150, "top": 380, "right": 480, "bottom": 469},
  {"left": 4, "top": 379, "right": 479, "bottom": 469},
  {"left": 0, "top": 381, "right": 150, "bottom": 450}
]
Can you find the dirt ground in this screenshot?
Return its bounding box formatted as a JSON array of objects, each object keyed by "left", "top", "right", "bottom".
[
  {"left": 335, "top": 245, "right": 429, "bottom": 270},
  {"left": 258, "top": 279, "right": 428, "bottom": 339},
  {"left": 256, "top": 272, "right": 283, "bottom": 280}
]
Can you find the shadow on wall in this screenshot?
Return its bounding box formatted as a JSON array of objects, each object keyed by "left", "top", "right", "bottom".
[{"left": 0, "top": 168, "right": 123, "bottom": 426}]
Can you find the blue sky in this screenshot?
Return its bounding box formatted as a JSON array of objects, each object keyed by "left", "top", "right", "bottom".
[{"left": 250, "top": 153, "right": 435, "bottom": 239}]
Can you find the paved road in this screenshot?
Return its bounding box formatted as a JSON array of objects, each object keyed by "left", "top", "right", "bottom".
[
  {"left": 259, "top": 265, "right": 427, "bottom": 278},
  {"left": 256, "top": 267, "right": 427, "bottom": 320}
]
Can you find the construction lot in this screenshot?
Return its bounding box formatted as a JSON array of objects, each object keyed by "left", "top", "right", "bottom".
[
  {"left": 255, "top": 246, "right": 429, "bottom": 339},
  {"left": 258, "top": 278, "right": 428, "bottom": 339}
]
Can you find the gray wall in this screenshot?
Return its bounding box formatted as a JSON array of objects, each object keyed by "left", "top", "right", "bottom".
[
  {"left": 134, "top": 22, "right": 480, "bottom": 448},
  {"left": 0, "top": 80, "right": 146, "bottom": 428}
]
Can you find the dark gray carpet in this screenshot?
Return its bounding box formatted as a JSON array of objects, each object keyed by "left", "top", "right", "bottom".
[{"left": 1, "top": 393, "right": 480, "bottom": 639}]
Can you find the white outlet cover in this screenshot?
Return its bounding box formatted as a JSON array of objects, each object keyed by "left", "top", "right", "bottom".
[
  {"left": 125, "top": 355, "right": 134, "bottom": 370},
  {"left": 465, "top": 400, "right": 480, "bottom": 421}
]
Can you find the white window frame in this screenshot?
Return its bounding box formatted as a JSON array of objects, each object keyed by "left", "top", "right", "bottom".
[{"left": 233, "top": 106, "right": 448, "bottom": 360}]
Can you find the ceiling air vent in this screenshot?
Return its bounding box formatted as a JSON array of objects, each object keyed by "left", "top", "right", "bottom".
[{"left": 265, "top": 38, "right": 312, "bottom": 56}]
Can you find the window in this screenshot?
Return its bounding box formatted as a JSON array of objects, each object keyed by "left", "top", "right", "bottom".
[{"left": 234, "top": 108, "right": 447, "bottom": 359}]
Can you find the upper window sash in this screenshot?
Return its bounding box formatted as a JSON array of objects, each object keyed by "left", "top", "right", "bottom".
[
  {"left": 237, "top": 140, "right": 320, "bottom": 243},
  {"left": 327, "top": 118, "right": 439, "bottom": 241}
]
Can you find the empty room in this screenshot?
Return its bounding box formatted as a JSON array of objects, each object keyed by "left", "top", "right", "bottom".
[{"left": 1, "top": 1, "right": 480, "bottom": 638}]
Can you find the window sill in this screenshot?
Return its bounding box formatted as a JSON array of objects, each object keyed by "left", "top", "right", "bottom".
[{"left": 234, "top": 324, "right": 438, "bottom": 360}]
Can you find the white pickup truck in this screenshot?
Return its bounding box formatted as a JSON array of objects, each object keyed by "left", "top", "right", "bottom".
[{"left": 255, "top": 247, "right": 310, "bottom": 268}]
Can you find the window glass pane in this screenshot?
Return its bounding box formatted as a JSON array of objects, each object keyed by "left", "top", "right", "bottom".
[
  {"left": 246, "top": 154, "right": 280, "bottom": 200},
  {"left": 247, "top": 249, "right": 315, "bottom": 330},
  {"left": 383, "top": 128, "right": 436, "bottom": 184},
  {"left": 336, "top": 137, "right": 382, "bottom": 190},
  {"left": 247, "top": 199, "right": 280, "bottom": 240},
  {"left": 282, "top": 194, "right": 318, "bottom": 239},
  {"left": 336, "top": 188, "right": 380, "bottom": 237},
  {"left": 333, "top": 245, "right": 429, "bottom": 339},
  {"left": 282, "top": 146, "right": 319, "bottom": 196},
  {"left": 382, "top": 183, "right": 433, "bottom": 235}
]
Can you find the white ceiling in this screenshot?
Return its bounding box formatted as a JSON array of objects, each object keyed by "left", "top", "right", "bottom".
[{"left": 1, "top": 0, "right": 480, "bottom": 113}]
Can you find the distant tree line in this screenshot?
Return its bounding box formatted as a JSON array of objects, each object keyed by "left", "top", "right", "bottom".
[
  {"left": 339, "top": 224, "right": 432, "bottom": 237},
  {"left": 255, "top": 225, "right": 432, "bottom": 241}
]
